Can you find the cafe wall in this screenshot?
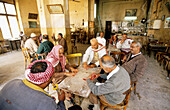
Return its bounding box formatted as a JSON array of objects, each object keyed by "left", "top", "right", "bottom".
[
  {"left": 16, "top": 0, "right": 41, "bottom": 36},
  {"left": 97, "top": 0, "right": 147, "bottom": 32},
  {"left": 147, "top": 0, "right": 170, "bottom": 43}
]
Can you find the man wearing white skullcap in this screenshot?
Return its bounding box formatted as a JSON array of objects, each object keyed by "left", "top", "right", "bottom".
[{"left": 24, "top": 33, "right": 38, "bottom": 57}]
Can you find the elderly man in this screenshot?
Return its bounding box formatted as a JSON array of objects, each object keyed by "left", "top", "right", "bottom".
[
  {"left": 86, "top": 55, "right": 131, "bottom": 109},
  {"left": 116, "top": 33, "right": 133, "bottom": 54},
  {"left": 25, "top": 33, "right": 38, "bottom": 57},
  {"left": 96, "top": 32, "right": 106, "bottom": 46},
  {"left": 83, "top": 38, "right": 107, "bottom": 69},
  {"left": 122, "top": 41, "right": 148, "bottom": 83},
  {"left": 36, "top": 34, "right": 54, "bottom": 59},
  {"left": 56, "top": 33, "right": 67, "bottom": 53},
  {"left": 0, "top": 60, "right": 66, "bottom": 110}
]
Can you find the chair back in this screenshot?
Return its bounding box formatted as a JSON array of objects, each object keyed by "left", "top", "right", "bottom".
[
  {"left": 21, "top": 47, "right": 31, "bottom": 62},
  {"left": 66, "top": 53, "right": 82, "bottom": 67},
  {"left": 100, "top": 87, "right": 133, "bottom": 110},
  {"left": 123, "top": 87, "right": 133, "bottom": 105}
]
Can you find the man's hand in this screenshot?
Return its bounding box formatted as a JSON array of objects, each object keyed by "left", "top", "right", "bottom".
[
  {"left": 70, "top": 67, "right": 78, "bottom": 73},
  {"left": 87, "top": 73, "right": 101, "bottom": 80},
  {"left": 64, "top": 72, "right": 76, "bottom": 77},
  {"left": 83, "top": 62, "right": 88, "bottom": 70},
  {"left": 88, "top": 64, "right": 96, "bottom": 68},
  {"left": 58, "top": 90, "right": 65, "bottom": 101}
]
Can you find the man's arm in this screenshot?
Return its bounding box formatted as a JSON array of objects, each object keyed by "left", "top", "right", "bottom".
[
  {"left": 86, "top": 79, "right": 117, "bottom": 96},
  {"left": 82, "top": 47, "right": 91, "bottom": 64},
  {"left": 32, "top": 40, "right": 38, "bottom": 52},
  {"left": 116, "top": 40, "right": 122, "bottom": 49},
  {"left": 36, "top": 44, "right": 43, "bottom": 54}
]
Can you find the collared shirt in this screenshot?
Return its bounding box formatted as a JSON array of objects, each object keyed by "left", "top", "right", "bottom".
[
  {"left": 83, "top": 45, "right": 107, "bottom": 66},
  {"left": 107, "top": 66, "right": 120, "bottom": 80},
  {"left": 116, "top": 38, "right": 133, "bottom": 49},
  {"left": 131, "top": 52, "right": 141, "bottom": 58},
  {"left": 96, "top": 37, "right": 106, "bottom": 46},
  {"left": 25, "top": 38, "right": 38, "bottom": 55}
]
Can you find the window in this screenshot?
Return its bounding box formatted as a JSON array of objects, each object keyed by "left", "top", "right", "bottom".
[{"left": 0, "top": 2, "right": 20, "bottom": 39}]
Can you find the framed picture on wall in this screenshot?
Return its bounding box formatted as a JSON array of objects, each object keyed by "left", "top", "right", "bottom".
[
  {"left": 28, "top": 13, "right": 38, "bottom": 19},
  {"left": 28, "top": 21, "right": 37, "bottom": 28},
  {"left": 47, "top": 4, "right": 64, "bottom": 14},
  {"left": 125, "top": 9, "right": 137, "bottom": 16}
]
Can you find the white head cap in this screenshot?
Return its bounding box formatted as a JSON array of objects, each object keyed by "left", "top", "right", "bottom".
[{"left": 30, "top": 33, "right": 37, "bottom": 38}]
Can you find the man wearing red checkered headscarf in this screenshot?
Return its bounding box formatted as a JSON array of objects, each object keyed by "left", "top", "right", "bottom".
[{"left": 0, "top": 60, "right": 66, "bottom": 110}]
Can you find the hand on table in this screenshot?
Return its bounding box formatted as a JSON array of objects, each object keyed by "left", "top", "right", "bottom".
[
  {"left": 86, "top": 73, "right": 101, "bottom": 80},
  {"left": 65, "top": 72, "right": 76, "bottom": 77},
  {"left": 58, "top": 90, "right": 65, "bottom": 101},
  {"left": 83, "top": 63, "right": 88, "bottom": 70}
]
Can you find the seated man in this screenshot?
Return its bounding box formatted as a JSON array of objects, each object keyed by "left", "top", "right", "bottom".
[
  {"left": 96, "top": 32, "right": 106, "bottom": 46},
  {"left": 36, "top": 34, "right": 54, "bottom": 59},
  {"left": 116, "top": 33, "right": 133, "bottom": 54},
  {"left": 122, "top": 41, "right": 148, "bottom": 83},
  {"left": 83, "top": 38, "right": 107, "bottom": 69},
  {"left": 86, "top": 55, "right": 131, "bottom": 109},
  {"left": 25, "top": 33, "right": 38, "bottom": 57},
  {"left": 0, "top": 60, "right": 66, "bottom": 110}
]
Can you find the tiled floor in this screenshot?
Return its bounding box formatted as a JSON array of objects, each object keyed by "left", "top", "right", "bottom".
[{"left": 0, "top": 43, "right": 170, "bottom": 110}]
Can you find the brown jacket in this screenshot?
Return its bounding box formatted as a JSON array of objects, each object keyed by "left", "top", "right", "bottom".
[
  {"left": 122, "top": 53, "right": 147, "bottom": 82},
  {"left": 57, "top": 38, "right": 67, "bottom": 53}
]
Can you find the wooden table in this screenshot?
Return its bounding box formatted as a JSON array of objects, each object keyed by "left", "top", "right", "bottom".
[
  {"left": 148, "top": 44, "right": 167, "bottom": 57},
  {"left": 8, "top": 39, "right": 21, "bottom": 50},
  {"left": 58, "top": 66, "right": 101, "bottom": 98}
]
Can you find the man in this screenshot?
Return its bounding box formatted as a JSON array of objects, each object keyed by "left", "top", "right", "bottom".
[
  {"left": 83, "top": 38, "right": 107, "bottom": 69},
  {"left": 116, "top": 33, "right": 133, "bottom": 53},
  {"left": 56, "top": 33, "right": 67, "bottom": 53},
  {"left": 122, "top": 41, "right": 148, "bottom": 83},
  {"left": 25, "top": 33, "right": 38, "bottom": 57},
  {"left": 36, "top": 34, "right": 54, "bottom": 59},
  {"left": 0, "top": 60, "right": 66, "bottom": 110},
  {"left": 96, "top": 32, "right": 106, "bottom": 46},
  {"left": 86, "top": 55, "right": 131, "bottom": 109},
  {"left": 19, "top": 31, "right": 28, "bottom": 48}
]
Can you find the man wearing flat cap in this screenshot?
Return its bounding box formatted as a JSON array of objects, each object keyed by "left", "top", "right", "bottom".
[
  {"left": 0, "top": 60, "right": 66, "bottom": 110},
  {"left": 25, "top": 33, "right": 38, "bottom": 57}
]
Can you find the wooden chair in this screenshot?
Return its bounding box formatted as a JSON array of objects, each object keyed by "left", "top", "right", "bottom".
[
  {"left": 156, "top": 45, "right": 170, "bottom": 63},
  {"left": 0, "top": 40, "right": 11, "bottom": 53},
  {"left": 110, "top": 51, "right": 125, "bottom": 64},
  {"left": 66, "top": 53, "right": 82, "bottom": 68},
  {"left": 131, "top": 81, "right": 137, "bottom": 94},
  {"left": 21, "top": 47, "right": 39, "bottom": 69},
  {"left": 100, "top": 87, "right": 133, "bottom": 110}
]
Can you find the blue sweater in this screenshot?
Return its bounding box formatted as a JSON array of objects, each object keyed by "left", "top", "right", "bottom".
[{"left": 0, "top": 79, "right": 65, "bottom": 110}]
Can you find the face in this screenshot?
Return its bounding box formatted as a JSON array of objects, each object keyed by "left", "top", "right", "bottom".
[
  {"left": 59, "top": 48, "right": 64, "bottom": 58},
  {"left": 91, "top": 41, "right": 98, "bottom": 49},
  {"left": 122, "top": 34, "right": 127, "bottom": 40},
  {"left": 58, "top": 34, "right": 61, "bottom": 39},
  {"left": 100, "top": 32, "right": 104, "bottom": 37},
  {"left": 130, "top": 43, "right": 140, "bottom": 54},
  {"left": 33, "top": 37, "right": 37, "bottom": 41}
]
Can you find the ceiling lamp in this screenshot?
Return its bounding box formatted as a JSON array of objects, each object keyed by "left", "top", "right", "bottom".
[{"left": 124, "top": 16, "right": 137, "bottom": 20}]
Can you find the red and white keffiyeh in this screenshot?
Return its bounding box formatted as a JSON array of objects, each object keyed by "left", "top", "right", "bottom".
[
  {"left": 25, "top": 60, "right": 54, "bottom": 85},
  {"left": 46, "top": 45, "right": 66, "bottom": 72}
]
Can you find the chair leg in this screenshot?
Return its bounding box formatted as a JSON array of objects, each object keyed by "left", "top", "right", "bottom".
[
  {"left": 25, "top": 59, "right": 27, "bottom": 69},
  {"left": 100, "top": 102, "right": 104, "bottom": 110},
  {"left": 134, "top": 81, "right": 137, "bottom": 94},
  {"left": 124, "top": 106, "right": 127, "bottom": 110}
]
